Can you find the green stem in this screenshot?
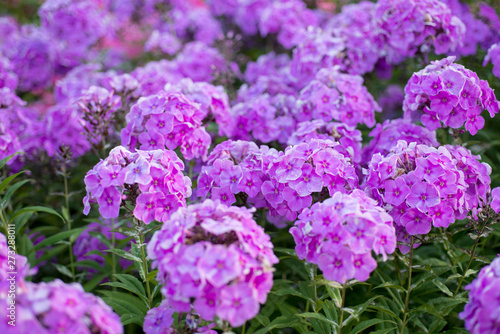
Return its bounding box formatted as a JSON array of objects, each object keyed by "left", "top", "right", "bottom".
[
  {"left": 62, "top": 165, "right": 75, "bottom": 279},
  {"left": 339, "top": 283, "right": 346, "bottom": 334},
  {"left": 453, "top": 219, "right": 488, "bottom": 296},
  {"left": 111, "top": 218, "right": 116, "bottom": 287},
  {"left": 312, "top": 264, "right": 318, "bottom": 312},
  {"left": 401, "top": 237, "right": 415, "bottom": 334},
  {"left": 139, "top": 231, "right": 152, "bottom": 308}
]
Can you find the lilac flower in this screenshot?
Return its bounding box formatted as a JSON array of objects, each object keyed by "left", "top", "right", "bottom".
[
  {"left": 218, "top": 283, "right": 260, "bottom": 328},
  {"left": 97, "top": 186, "right": 122, "bottom": 219},
  {"left": 484, "top": 43, "right": 500, "bottom": 78}
]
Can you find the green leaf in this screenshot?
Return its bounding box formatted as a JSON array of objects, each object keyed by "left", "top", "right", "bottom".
[
  {"left": 351, "top": 319, "right": 393, "bottom": 334},
  {"left": 105, "top": 248, "right": 142, "bottom": 263},
  {"left": 114, "top": 274, "right": 147, "bottom": 299},
  {"left": 253, "top": 315, "right": 304, "bottom": 334},
  {"left": 101, "top": 282, "right": 148, "bottom": 306},
  {"left": 0, "top": 153, "right": 19, "bottom": 170},
  {"left": 0, "top": 171, "right": 24, "bottom": 195},
  {"left": 120, "top": 313, "right": 144, "bottom": 326},
  {"left": 296, "top": 312, "right": 337, "bottom": 326},
  {"left": 33, "top": 244, "right": 67, "bottom": 266},
  {"left": 29, "top": 227, "right": 86, "bottom": 254},
  {"left": 0, "top": 178, "right": 29, "bottom": 209},
  {"left": 433, "top": 280, "right": 453, "bottom": 297},
  {"left": 272, "top": 288, "right": 314, "bottom": 303},
  {"left": 10, "top": 206, "right": 65, "bottom": 224},
  {"left": 131, "top": 242, "right": 146, "bottom": 280},
  {"left": 53, "top": 263, "right": 74, "bottom": 279},
  {"left": 83, "top": 274, "right": 108, "bottom": 292}
]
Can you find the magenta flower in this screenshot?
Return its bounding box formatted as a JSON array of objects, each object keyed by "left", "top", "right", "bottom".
[
  {"left": 401, "top": 209, "right": 433, "bottom": 235},
  {"left": 406, "top": 182, "right": 440, "bottom": 212},
  {"left": 289, "top": 164, "right": 323, "bottom": 196},
  {"left": 218, "top": 283, "right": 260, "bottom": 327},
  {"left": 198, "top": 245, "right": 241, "bottom": 288},
  {"left": 134, "top": 193, "right": 158, "bottom": 224},
  {"left": 352, "top": 253, "right": 377, "bottom": 281},
  {"left": 143, "top": 300, "right": 174, "bottom": 334},
  {"left": 262, "top": 180, "right": 284, "bottom": 208},
  {"left": 318, "top": 249, "right": 354, "bottom": 284},
  {"left": 97, "top": 187, "right": 121, "bottom": 219},
  {"left": 211, "top": 186, "right": 236, "bottom": 206},
  {"left": 384, "top": 178, "right": 410, "bottom": 206},
  {"left": 430, "top": 90, "right": 458, "bottom": 117},
  {"left": 125, "top": 158, "right": 152, "bottom": 185}
]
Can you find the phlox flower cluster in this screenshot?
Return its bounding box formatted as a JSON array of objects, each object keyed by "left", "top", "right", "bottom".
[
  {"left": 403, "top": 56, "right": 500, "bottom": 135},
  {"left": 0, "top": 233, "right": 33, "bottom": 290},
  {"left": 373, "top": 0, "right": 465, "bottom": 64},
  {"left": 298, "top": 68, "right": 380, "bottom": 128},
  {"left": 290, "top": 190, "right": 396, "bottom": 284},
  {"left": 442, "top": 0, "right": 491, "bottom": 56},
  {"left": 197, "top": 139, "right": 358, "bottom": 226},
  {"left": 121, "top": 92, "right": 211, "bottom": 160},
  {"left": 164, "top": 78, "right": 234, "bottom": 137},
  {"left": 320, "top": 1, "right": 381, "bottom": 75},
  {"left": 287, "top": 120, "right": 362, "bottom": 164},
  {"left": 38, "top": 0, "right": 112, "bottom": 68},
  {"left": 459, "top": 256, "right": 500, "bottom": 334},
  {"left": 477, "top": 3, "right": 500, "bottom": 50},
  {"left": 362, "top": 119, "right": 439, "bottom": 166},
  {"left": 206, "top": 0, "right": 318, "bottom": 49},
  {"left": 364, "top": 141, "right": 491, "bottom": 246},
  {"left": 144, "top": 300, "right": 217, "bottom": 334},
  {"left": 83, "top": 146, "right": 191, "bottom": 223},
  {"left": 484, "top": 43, "right": 500, "bottom": 79},
  {"left": 0, "top": 279, "right": 123, "bottom": 334},
  {"left": 147, "top": 199, "right": 278, "bottom": 327},
  {"left": 0, "top": 234, "right": 123, "bottom": 333}
]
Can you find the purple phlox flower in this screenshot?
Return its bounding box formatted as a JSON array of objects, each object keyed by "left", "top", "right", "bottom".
[
  {"left": 125, "top": 157, "right": 152, "bottom": 185},
  {"left": 406, "top": 181, "right": 441, "bottom": 212},
  {"left": 401, "top": 208, "right": 433, "bottom": 235},
  {"left": 198, "top": 245, "right": 241, "bottom": 288},
  {"left": 289, "top": 163, "right": 323, "bottom": 196},
  {"left": 384, "top": 178, "right": 410, "bottom": 206},
  {"left": 97, "top": 186, "right": 122, "bottom": 219},
  {"left": 211, "top": 185, "right": 236, "bottom": 206},
  {"left": 134, "top": 192, "right": 159, "bottom": 224}
]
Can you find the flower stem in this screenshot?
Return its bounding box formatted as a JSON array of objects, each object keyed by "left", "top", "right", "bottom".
[
  {"left": 339, "top": 283, "right": 346, "bottom": 334},
  {"left": 111, "top": 218, "right": 116, "bottom": 287},
  {"left": 62, "top": 162, "right": 75, "bottom": 280},
  {"left": 139, "top": 231, "right": 152, "bottom": 308},
  {"left": 401, "top": 237, "right": 415, "bottom": 334},
  {"left": 453, "top": 219, "right": 488, "bottom": 296}
]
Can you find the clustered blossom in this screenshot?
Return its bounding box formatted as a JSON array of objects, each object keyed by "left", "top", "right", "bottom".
[
  {"left": 0, "top": 234, "right": 123, "bottom": 333},
  {"left": 364, "top": 141, "right": 491, "bottom": 252},
  {"left": 144, "top": 300, "right": 217, "bottom": 334},
  {"left": 290, "top": 190, "right": 396, "bottom": 284},
  {"left": 403, "top": 56, "right": 500, "bottom": 135},
  {"left": 147, "top": 199, "right": 278, "bottom": 327},
  {"left": 83, "top": 146, "right": 191, "bottom": 223},
  {"left": 287, "top": 120, "right": 362, "bottom": 164},
  {"left": 206, "top": 0, "right": 318, "bottom": 49},
  {"left": 164, "top": 78, "right": 234, "bottom": 137},
  {"left": 0, "top": 279, "right": 123, "bottom": 334},
  {"left": 362, "top": 119, "right": 439, "bottom": 166},
  {"left": 121, "top": 92, "right": 212, "bottom": 160},
  {"left": 484, "top": 43, "right": 500, "bottom": 78},
  {"left": 459, "top": 256, "right": 500, "bottom": 333},
  {"left": 298, "top": 69, "right": 380, "bottom": 128},
  {"left": 321, "top": 1, "right": 381, "bottom": 75},
  {"left": 373, "top": 0, "right": 465, "bottom": 64},
  {"left": 197, "top": 139, "right": 358, "bottom": 226}
]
